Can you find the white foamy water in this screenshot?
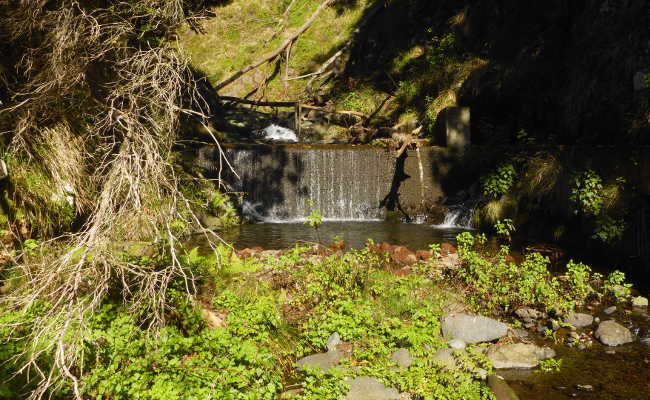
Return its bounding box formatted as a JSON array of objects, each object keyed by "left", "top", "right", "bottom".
[
  {"left": 433, "top": 205, "right": 474, "bottom": 229},
  {"left": 262, "top": 124, "right": 298, "bottom": 143}
]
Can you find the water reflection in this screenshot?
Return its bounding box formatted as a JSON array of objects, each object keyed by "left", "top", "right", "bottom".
[{"left": 221, "top": 221, "right": 469, "bottom": 250}]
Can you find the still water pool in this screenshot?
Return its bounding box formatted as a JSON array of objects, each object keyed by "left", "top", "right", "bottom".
[{"left": 220, "top": 221, "right": 469, "bottom": 250}]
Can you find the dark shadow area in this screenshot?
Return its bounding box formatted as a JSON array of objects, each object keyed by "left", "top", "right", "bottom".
[
  {"left": 198, "top": 144, "right": 304, "bottom": 221},
  {"left": 326, "top": 0, "right": 649, "bottom": 144},
  {"left": 380, "top": 151, "right": 412, "bottom": 221}
]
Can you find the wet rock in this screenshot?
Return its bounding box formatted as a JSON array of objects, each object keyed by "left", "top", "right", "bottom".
[
  {"left": 260, "top": 249, "right": 282, "bottom": 259},
  {"left": 632, "top": 296, "right": 648, "bottom": 308},
  {"left": 415, "top": 250, "right": 433, "bottom": 261},
  {"left": 391, "top": 348, "right": 413, "bottom": 369},
  {"left": 380, "top": 242, "right": 394, "bottom": 253},
  {"left": 576, "top": 384, "right": 594, "bottom": 392},
  {"left": 603, "top": 306, "right": 617, "bottom": 315},
  {"left": 448, "top": 339, "right": 467, "bottom": 350},
  {"left": 391, "top": 246, "right": 417, "bottom": 265},
  {"left": 564, "top": 312, "right": 594, "bottom": 328},
  {"left": 515, "top": 308, "right": 546, "bottom": 322},
  {"left": 639, "top": 337, "right": 650, "bottom": 347},
  {"left": 442, "top": 313, "right": 508, "bottom": 344},
  {"left": 486, "top": 343, "right": 555, "bottom": 369},
  {"left": 326, "top": 332, "right": 341, "bottom": 352},
  {"left": 440, "top": 243, "right": 457, "bottom": 255},
  {"left": 594, "top": 320, "right": 634, "bottom": 346},
  {"left": 344, "top": 376, "right": 401, "bottom": 400},
  {"left": 487, "top": 375, "right": 520, "bottom": 400},
  {"left": 297, "top": 350, "right": 345, "bottom": 373},
  {"left": 238, "top": 247, "right": 263, "bottom": 258}
]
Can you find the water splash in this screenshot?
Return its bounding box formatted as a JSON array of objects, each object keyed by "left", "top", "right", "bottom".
[
  {"left": 262, "top": 124, "right": 298, "bottom": 143},
  {"left": 433, "top": 204, "right": 475, "bottom": 229}
]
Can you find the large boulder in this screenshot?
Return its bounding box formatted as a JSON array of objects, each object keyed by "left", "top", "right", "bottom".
[
  {"left": 594, "top": 320, "right": 634, "bottom": 346},
  {"left": 344, "top": 377, "right": 401, "bottom": 400},
  {"left": 442, "top": 313, "right": 508, "bottom": 344},
  {"left": 487, "top": 343, "right": 556, "bottom": 369}
]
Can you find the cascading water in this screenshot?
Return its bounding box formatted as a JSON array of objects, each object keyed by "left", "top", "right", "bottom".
[
  {"left": 198, "top": 145, "right": 395, "bottom": 222},
  {"left": 433, "top": 203, "right": 475, "bottom": 229}
]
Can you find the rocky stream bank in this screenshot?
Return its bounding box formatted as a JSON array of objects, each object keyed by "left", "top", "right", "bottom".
[{"left": 227, "top": 242, "right": 650, "bottom": 400}]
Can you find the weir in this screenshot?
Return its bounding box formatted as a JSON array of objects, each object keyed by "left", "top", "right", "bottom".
[{"left": 198, "top": 144, "right": 397, "bottom": 221}]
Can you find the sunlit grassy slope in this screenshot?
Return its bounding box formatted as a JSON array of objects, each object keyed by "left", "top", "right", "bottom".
[{"left": 178, "top": 0, "right": 372, "bottom": 100}]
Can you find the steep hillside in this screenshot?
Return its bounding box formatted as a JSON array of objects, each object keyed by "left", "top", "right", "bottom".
[{"left": 179, "top": 0, "right": 650, "bottom": 144}]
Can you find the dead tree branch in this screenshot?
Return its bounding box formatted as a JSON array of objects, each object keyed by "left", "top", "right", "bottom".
[{"left": 215, "top": 0, "right": 334, "bottom": 92}]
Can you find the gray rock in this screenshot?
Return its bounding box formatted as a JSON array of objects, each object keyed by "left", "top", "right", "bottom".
[
  {"left": 448, "top": 339, "right": 467, "bottom": 350},
  {"left": 391, "top": 348, "right": 413, "bottom": 369},
  {"left": 297, "top": 350, "right": 345, "bottom": 373},
  {"left": 487, "top": 375, "right": 521, "bottom": 400},
  {"left": 632, "top": 296, "right": 648, "bottom": 308},
  {"left": 594, "top": 320, "right": 634, "bottom": 346},
  {"left": 432, "top": 348, "right": 458, "bottom": 369},
  {"left": 441, "top": 313, "right": 508, "bottom": 344},
  {"left": 476, "top": 368, "right": 488, "bottom": 380},
  {"left": 344, "top": 376, "right": 401, "bottom": 400},
  {"left": 487, "top": 343, "right": 555, "bottom": 369},
  {"left": 509, "top": 328, "right": 529, "bottom": 339},
  {"left": 603, "top": 306, "right": 617, "bottom": 315},
  {"left": 515, "top": 308, "right": 546, "bottom": 322},
  {"left": 640, "top": 338, "right": 650, "bottom": 347},
  {"left": 326, "top": 332, "right": 341, "bottom": 352},
  {"left": 564, "top": 312, "right": 594, "bottom": 328}
]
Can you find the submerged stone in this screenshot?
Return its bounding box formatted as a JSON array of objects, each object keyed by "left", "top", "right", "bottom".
[{"left": 487, "top": 375, "right": 520, "bottom": 400}]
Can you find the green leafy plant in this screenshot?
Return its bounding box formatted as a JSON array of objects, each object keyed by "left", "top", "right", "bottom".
[
  {"left": 570, "top": 169, "right": 604, "bottom": 215},
  {"left": 456, "top": 232, "right": 612, "bottom": 314},
  {"left": 482, "top": 163, "right": 517, "bottom": 199},
  {"left": 592, "top": 215, "right": 625, "bottom": 244},
  {"left": 304, "top": 200, "right": 323, "bottom": 242},
  {"left": 494, "top": 218, "right": 515, "bottom": 243},
  {"left": 538, "top": 358, "right": 562, "bottom": 373}
]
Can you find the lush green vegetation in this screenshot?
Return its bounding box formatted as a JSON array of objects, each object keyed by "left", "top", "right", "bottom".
[{"left": 1, "top": 230, "right": 633, "bottom": 399}]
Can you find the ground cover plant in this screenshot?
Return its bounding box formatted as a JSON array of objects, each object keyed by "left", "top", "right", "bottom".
[{"left": 2, "top": 233, "right": 632, "bottom": 399}]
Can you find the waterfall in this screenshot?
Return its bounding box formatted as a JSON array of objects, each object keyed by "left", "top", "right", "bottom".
[
  {"left": 434, "top": 203, "right": 475, "bottom": 229},
  {"left": 198, "top": 145, "right": 395, "bottom": 222}
]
